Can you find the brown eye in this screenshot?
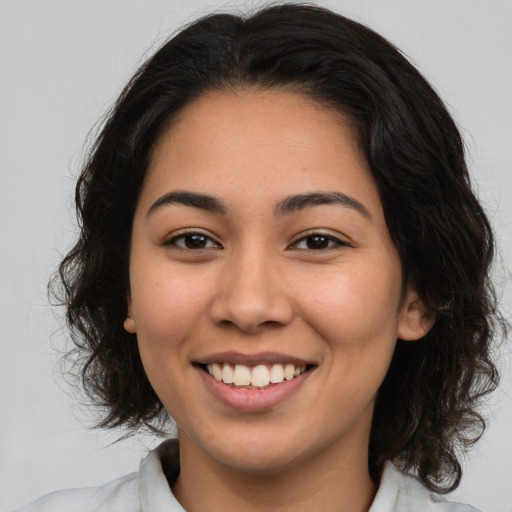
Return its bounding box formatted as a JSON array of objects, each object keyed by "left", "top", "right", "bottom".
[
  {"left": 168, "top": 233, "right": 220, "bottom": 250},
  {"left": 291, "top": 233, "right": 347, "bottom": 250},
  {"left": 305, "top": 235, "right": 330, "bottom": 249}
]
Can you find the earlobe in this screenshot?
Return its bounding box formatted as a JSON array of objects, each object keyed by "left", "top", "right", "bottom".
[
  {"left": 397, "top": 289, "right": 435, "bottom": 341},
  {"left": 124, "top": 296, "right": 137, "bottom": 334}
]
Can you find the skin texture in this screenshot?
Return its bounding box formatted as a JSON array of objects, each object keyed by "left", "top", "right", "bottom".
[{"left": 124, "top": 90, "right": 433, "bottom": 512}]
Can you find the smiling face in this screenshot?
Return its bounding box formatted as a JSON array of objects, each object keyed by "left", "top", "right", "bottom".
[{"left": 125, "top": 90, "right": 431, "bottom": 478}]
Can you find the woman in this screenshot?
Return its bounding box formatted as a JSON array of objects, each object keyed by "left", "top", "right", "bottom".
[{"left": 17, "top": 4, "right": 503, "bottom": 511}]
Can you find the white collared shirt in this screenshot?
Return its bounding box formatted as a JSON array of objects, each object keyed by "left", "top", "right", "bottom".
[{"left": 14, "top": 440, "right": 479, "bottom": 512}]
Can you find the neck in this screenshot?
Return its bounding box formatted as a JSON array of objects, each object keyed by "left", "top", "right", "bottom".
[{"left": 172, "top": 433, "right": 376, "bottom": 512}]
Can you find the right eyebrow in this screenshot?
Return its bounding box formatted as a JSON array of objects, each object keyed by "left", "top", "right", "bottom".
[{"left": 146, "top": 191, "right": 228, "bottom": 218}]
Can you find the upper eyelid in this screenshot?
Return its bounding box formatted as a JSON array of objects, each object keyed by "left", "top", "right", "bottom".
[
  {"left": 289, "top": 230, "right": 348, "bottom": 245},
  {"left": 164, "top": 229, "right": 222, "bottom": 246},
  {"left": 162, "top": 228, "right": 350, "bottom": 248}
]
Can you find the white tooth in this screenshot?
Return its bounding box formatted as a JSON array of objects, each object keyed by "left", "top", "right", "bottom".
[
  {"left": 269, "top": 364, "right": 284, "bottom": 383},
  {"left": 301, "top": 365, "right": 306, "bottom": 373},
  {"left": 212, "top": 363, "right": 222, "bottom": 381},
  {"left": 294, "top": 366, "right": 301, "bottom": 377},
  {"left": 284, "top": 364, "right": 295, "bottom": 380},
  {"left": 222, "top": 363, "right": 234, "bottom": 384},
  {"left": 251, "top": 365, "right": 270, "bottom": 387},
  {"left": 233, "top": 365, "right": 251, "bottom": 386},
  {"left": 207, "top": 364, "right": 214, "bottom": 377}
]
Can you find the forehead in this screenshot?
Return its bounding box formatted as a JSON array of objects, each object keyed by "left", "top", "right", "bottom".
[{"left": 142, "top": 90, "right": 382, "bottom": 220}]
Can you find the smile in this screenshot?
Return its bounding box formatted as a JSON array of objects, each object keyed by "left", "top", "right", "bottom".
[
  {"left": 195, "top": 352, "right": 317, "bottom": 411},
  {"left": 206, "top": 363, "right": 308, "bottom": 388}
]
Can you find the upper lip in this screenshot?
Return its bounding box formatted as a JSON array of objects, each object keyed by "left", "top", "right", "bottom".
[{"left": 194, "top": 351, "right": 317, "bottom": 367}]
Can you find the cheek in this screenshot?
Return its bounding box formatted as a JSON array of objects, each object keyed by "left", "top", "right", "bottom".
[
  {"left": 132, "top": 266, "right": 215, "bottom": 390},
  {"left": 130, "top": 269, "right": 211, "bottom": 413},
  {"left": 130, "top": 264, "right": 214, "bottom": 356},
  {"left": 307, "top": 266, "right": 401, "bottom": 410},
  {"left": 299, "top": 260, "right": 402, "bottom": 350}
]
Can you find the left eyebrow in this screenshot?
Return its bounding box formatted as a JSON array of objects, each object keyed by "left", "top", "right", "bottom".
[{"left": 275, "top": 191, "right": 371, "bottom": 219}]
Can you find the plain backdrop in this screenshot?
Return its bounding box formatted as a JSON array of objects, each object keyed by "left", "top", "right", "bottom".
[{"left": 0, "top": 0, "right": 511, "bottom": 511}]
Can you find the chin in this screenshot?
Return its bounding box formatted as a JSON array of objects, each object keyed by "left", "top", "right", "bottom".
[
  {"left": 214, "top": 447, "right": 306, "bottom": 475},
  {"left": 188, "top": 427, "right": 311, "bottom": 475}
]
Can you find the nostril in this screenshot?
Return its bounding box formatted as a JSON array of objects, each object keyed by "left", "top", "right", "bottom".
[
  {"left": 215, "top": 318, "right": 284, "bottom": 333},
  {"left": 261, "top": 320, "right": 286, "bottom": 329}
]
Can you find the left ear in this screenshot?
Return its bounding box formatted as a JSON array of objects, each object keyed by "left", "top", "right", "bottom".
[{"left": 397, "top": 287, "right": 435, "bottom": 341}]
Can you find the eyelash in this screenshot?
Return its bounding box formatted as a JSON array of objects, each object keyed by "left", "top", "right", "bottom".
[
  {"left": 165, "top": 230, "right": 348, "bottom": 251},
  {"left": 289, "top": 233, "right": 348, "bottom": 251},
  {"left": 165, "top": 231, "right": 222, "bottom": 250}
]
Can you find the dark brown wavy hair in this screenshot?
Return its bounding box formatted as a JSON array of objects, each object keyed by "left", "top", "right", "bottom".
[{"left": 53, "top": 3, "right": 505, "bottom": 493}]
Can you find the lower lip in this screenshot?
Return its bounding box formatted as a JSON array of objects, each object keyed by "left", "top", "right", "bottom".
[{"left": 197, "top": 367, "right": 313, "bottom": 412}]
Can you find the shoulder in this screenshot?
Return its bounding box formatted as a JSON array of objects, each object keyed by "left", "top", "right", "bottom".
[
  {"left": 13, "top": 472, "right": 140, "bottom": 512},
  {"left": 12, "top": 439, "right": 183, "bottom": 512},
  {"left": 370, "top": 462, "right": 480, "bottom": 512}
]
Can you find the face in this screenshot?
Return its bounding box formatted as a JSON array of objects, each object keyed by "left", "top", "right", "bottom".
[{"left": 125, "top": 90, "right": 430, "bottom": 475}]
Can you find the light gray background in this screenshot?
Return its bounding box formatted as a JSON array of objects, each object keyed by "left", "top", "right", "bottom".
[{"left": 1, "top": 0, "right": 511, "bottom": 510}]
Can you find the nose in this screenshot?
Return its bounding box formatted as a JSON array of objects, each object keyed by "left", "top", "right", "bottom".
[{"left": 209, "top": 249, "right": 294, "bottom": 334}]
